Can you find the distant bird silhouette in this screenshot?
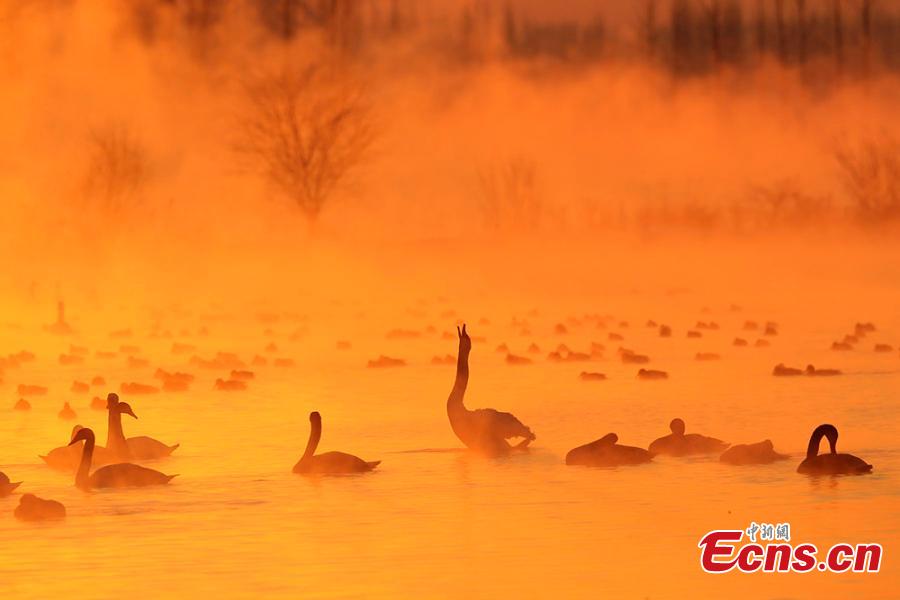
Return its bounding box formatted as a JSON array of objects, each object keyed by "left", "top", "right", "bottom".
[
  {"left": 68, "top": 428, "right": 176, "bottom": 490},
  {"left": 805, "top": 364, "right": 841, "bottom": 376},
  {"left": 797, "top": 424, "right": 872, "bottom": 475},
  {"left": 293, "top": 412, "right": 379, "bottom": 474},
  {"left": 773, "top": 363, "right": 803, "bottom": 376},
  {"left": 58, "top": 402, "right": 77, "bottom": 420},
  {"left": 649, "top": 418, "right": 728, "bottom": 456},
  {"left": 566, "top": 433, "right": 652, "bottom": 467},
  {"left": 447, "top": 324, "right": 535, "bottom": 456},
  {"left": 720, "top": 440, "right": 788, "bottom": 465},
  {"left": 14, "top": 494, "right": 66, "bottom": 522},
  {"left": 0, "top": 472, "right": 22, "bottom": 496}
]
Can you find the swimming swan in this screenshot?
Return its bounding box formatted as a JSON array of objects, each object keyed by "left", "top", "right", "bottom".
[
  {"left": 797, "top": 424, "right": 872, "bottom": 475},
  {"left": 566, "top": 433, "right": 653, "bottom": 467},
  {"left": 292, "top": 412, "right": 380, "bottom": 474},
  {"left": 40, "top": 425, "right": 113, "bottom": 472},
  {"left": 649, "top": 418, "right": 728, "bottom": 456},
  {"left": 447, "top": 324, "right": 536, "bottom": 456},
  {"left": 107, "top": 393, "right": 180, "bottom": 460},
  {"left": 68, "top": 428, "right": 177, "bottom": 490}
]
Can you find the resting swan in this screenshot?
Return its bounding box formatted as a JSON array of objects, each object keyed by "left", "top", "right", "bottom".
[
  {"left": 14, "top": 494, "right": 66, "bottom": 521},
  {"left": 293, "top": 412, "right": 380, "bottom": 474},
  {"left": 0, "top": 471, "right": 22, "bottom": 496},
  {"left": 106, "top": 393, "right": 179, "bottom": 460},
  {"left": 720, "top": 440, "right": 789, "bottom": 465},
  {"left": 797, "top": 424, "right": 872, "bottom": 475},
  {"left": 566, "top": 433, "right": 653, "bottom": 467},
  {"left": 447, "top": 324, "right": 536, "bottom": 456},
  {"left": 69, "top": 428, "right": 177, "bottom": 490},
  {"left": 649, "top": 418, "right": 728, "bottom": 456}
]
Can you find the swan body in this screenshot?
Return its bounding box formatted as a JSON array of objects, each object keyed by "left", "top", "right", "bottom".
[
  {"left": 0, "top": 472, "right": 22, "bottom": 496},
  {"left": 293, "top": 412, "right": 379, "bottom": 474},
  {"left": 447, "top": 325, "right": 536, "bottom": 456},
  {"left": 69, "top": 427, "right": 176, "bottom": 490},
  {"left": 720, "top": 440, "right": 789, "bottom": 465},
  {"left": 14, "top": 494, "right": 66, "bottom": 522},
  {"left": 566, "top": 433, "right": 653, "bottom": 467},
  {"left": 649, "top": 418, "right": 728, "bottom": 456},
  {"left": 797, "top": 424, "right": 872, "bottom": 475}
]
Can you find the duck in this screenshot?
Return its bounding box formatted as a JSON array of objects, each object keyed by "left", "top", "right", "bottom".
[
  {"left": 292, "top": 412, "right": 380, "bottom": 475},
  {"left": 566, "top": 433, "right": 653, "bottom": 467},
  {"left": 106, "top": 393, "right": 179, "bottom": 460},
  {"left": 68, "top": 427, "right": 177, "bottom": 490},
  {"left": 0, "top": 472, "right": 22, "bottom": 496},
  {"left": 797, "top": 424, "right": 872, "bottom": 475},
  {"left": 720, "top": 440, "right": 789, "bottom": 465},
  {"left": 649, "top": 418, "right": 728, "bottom": 456},
  {"left": 447, "top": 325, "right": 536, "bottom": 456},
  {"left": 14, "top": 494, "right": 66, "bottom": 522}
]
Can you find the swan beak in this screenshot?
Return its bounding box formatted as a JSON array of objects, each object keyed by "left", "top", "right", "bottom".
[{"left": 124, "top": 408, "right": 138, "bottom": 419}]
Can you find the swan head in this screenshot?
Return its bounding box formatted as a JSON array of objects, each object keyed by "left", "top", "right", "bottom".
[
  {"left": 457, "top": 324, "right": 471, "bottom": 353},
  {"left": 808, "top": 424, "right": 839, "bottom": 458},
  {"left": 309, "top": 411, "right": 322, "bottom": 424},
  {"left": 599, "top": 433, "right": 618, "bottom": 445},
  {"left": 68, "top": 427, "right": 95, "bottom": 446},
  {"left": 670, "top": 418, "right": 686, "bottom": 436},
  {"left": 106, "top": 392, "right": 120, "bottom": 409},
  {"left": 117, "top": 402, "right": 138, "bottom": 419}
]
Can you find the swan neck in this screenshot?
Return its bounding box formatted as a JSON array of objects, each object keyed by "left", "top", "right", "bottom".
[
  {"left": 807, "top": 429, "right": 824, "bottom": 460},
  {"left": 107, "top": 408, "right": 129, "bottom": 456},
  {"left": 303, "top": 420, "right": 321, "bottom": 460},
  {"left": 448, "top": 348, "right": 469, "bottom": 410},
  {"left": 76, "top": 436, "right": 94, "bottom": 490}
]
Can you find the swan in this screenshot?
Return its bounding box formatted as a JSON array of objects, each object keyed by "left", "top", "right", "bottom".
[
  {"left": 0, "top": 472, "right": 22, "bottom": 496},
  {"left": 447, "top": 324, "right": 536, "bottom": 456},
  {"left": 566, "top": 433, "right": 653, "bottom": 467},
  {"left": 292, "top": 412, "right": 380, "bottom": 474},
  {"left": 106, "top": 393, "right": 180, "bottom": 460},
  {"left": 649, "top": 418, "right": 728, "bottom": 456},
  {"left": 720, "top": 440, "right": 789, "bottom": 465},
  {"left": 68, "top": 428, "right": 177, "bottom": 490},
  {"left": 40, "top": 425, "right": 110, "bottom": 471},
  {"left": 797, "top": 424, "right": 872, "bottom": 475},
  {"left": 105, "top": 394, "right": 136, "bottom": 461},
  {"left": 14, "top": 494, "right": 66, "bottom": 522}
]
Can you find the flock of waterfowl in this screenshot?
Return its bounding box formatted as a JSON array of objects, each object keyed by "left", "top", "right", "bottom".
[{"left": 0, "top": 308, "right": 885, "bottom": 523}]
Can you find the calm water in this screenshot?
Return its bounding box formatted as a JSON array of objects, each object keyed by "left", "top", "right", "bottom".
[{"left": 2, "top": 243, "right": 899, "bottom": 599}]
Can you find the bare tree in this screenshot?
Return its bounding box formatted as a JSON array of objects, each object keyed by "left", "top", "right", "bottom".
[
  {"left": 835, "top": 137, "right": 900, "bottom": 223},
  {"left": 476, "top": 157, "right": 542, "bottom": 230},
  {"left": 82, "top": 125, "right": 149, "bottom": 213},
  {"left": 238, "top": 67, "right": 375, "bottom": 224}
]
